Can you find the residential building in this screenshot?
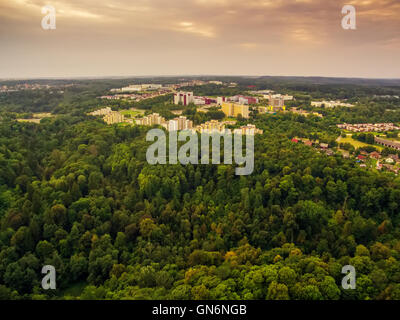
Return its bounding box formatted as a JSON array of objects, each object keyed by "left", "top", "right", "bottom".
[
  {"left": 258, "top": 106, "right": 269, "bottom": 114},
  {"left": 194, "top": 97, "right": 206, "bottom": 105},
  {"left": 103, "top": 111, "right": 124, "bottom": 125},
  {"left": 167, "top": 116, "right": 193, "bottom": 131},
  {"left": 291, "top": 108, "right": 322, "bottom": 117},
  {"left": 269, "top": 97, "right": 285, "bottom": 108},
  {"left": 221, "top": 102, "right": 250, "bottom": 119},
  {"left": 369, "top": 152, "right": 381, "bottom": 160},
  {"left": 383, "top": 164, "right": 399, "bottom": 174},
  {"left": 209, "top": 81, "right": 223, "bottom": 85},
  {"left": 197, "top": 120, "right": 226, "bottom": 133},
  {"left": 375, "top": 137, "right": 400, "bottom": 150},
  {"left": 174, "top": 92, "right": 194, "bottom": 106},
  {"left": 385, "top": 158, "right": 395, "bottom": 164},
  {"left": 337, "top": 123, "right": 400, "bottom": 132},
  {"left": 312, "top": 101, "right": 354, "bottom": 108},
  {"left": 217, "top": 97, "right": 227, "bottom": 105},
  {"left": 194, "top": 97, "right": 217, "bottom": 105},
  {"left": 233, "top": 125, "right": 263, "bottom": 136},
  {"left": 229, "top": 95, "right": 259, "bottom": 105},
  {"left": 89, "top": 107, "right": 112, "bottom": 116},
  {"left": 135, "top": 113, "right": 165, "bottom": 126}
]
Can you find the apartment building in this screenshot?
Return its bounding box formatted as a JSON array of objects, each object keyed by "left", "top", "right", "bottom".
[
  {"left": 196, "top": 120, "right": 226, "bottom": 133},
  {"left": 89, "top": 107, "right": 112, "bottom": 116},
  {"left": 221, "top": 102, "right": 250, "bottom": 119},
  {"left": 103, "top": 111, "right": 125, "bottom": 124},
  {"left": 167, "top": 116, "right": 193, "bottom": 131},
  {"left": 135, "top": 113, "right": 165, "bottom": 126},
  {"left": 269, "top": 97, "right": 285, "bottom": 108},
  {"left": 174, "top": 91, "right": 194, "bottom": 106},
  {"left": 337, "top": 123, "right": 400, "bottom": 132},
  {"left": 311, "top": 101, "right": 354, "bottom": 108},
  {"left": 112, "top": 84, "right": 163, "bottom": 93},
  {"left": 217, "top": 97, "right": 227, "bottom": 106},
  {"left": 228, "top": 95, "right": 259, "bottom": 105},
  {"left": 233, "top": 124, "right": 263, "bottom": 135}
]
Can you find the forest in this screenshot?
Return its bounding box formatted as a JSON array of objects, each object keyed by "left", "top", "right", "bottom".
[{"left": 1, "top": 77, "right": 400, "bottom": 300}]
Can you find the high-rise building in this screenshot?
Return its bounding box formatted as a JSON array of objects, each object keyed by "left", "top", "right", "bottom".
[
  {"left": 217, "top": 97, "right": 226, "bottom": 105},
  {"left": 228, "top": 95, "right": 259, "bottom": 105},
  {"left": 174, "top": 92, "right": 194, "bottom": 106},
  {"left": 166, "top": 116, "right": 193, "bottom": 131},
  {"left": 89, "top": 107, "right": 112, "bottom": 116},
  {"left": 168, "top": 119, "right": 179, "bottom": 131},
  {"left": 135, "top": 113, "right": 192, "bottom": 131},
  {"left": 135, "top": 113, "right": 165, "bottom": 126},
  {"left": 270, "top": 97, "right": 285, "bottom": 107},
  {"left": 221, "top": 102, "right": 249, "bottom": 119},
  {"left": 103, "top": 111, "right": 125, "bottom": 124}
]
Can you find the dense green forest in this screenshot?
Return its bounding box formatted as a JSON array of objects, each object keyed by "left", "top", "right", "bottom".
[{"left": 1, "top": 77, "right": 400, "bottom": 300}]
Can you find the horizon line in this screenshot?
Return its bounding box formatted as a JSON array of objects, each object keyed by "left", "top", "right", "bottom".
[{"left": 1, "top": 74, "right": 400, "bottom": 81}]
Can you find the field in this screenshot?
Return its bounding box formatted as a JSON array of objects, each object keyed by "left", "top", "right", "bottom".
[
  {"left": 337, "top": 135, "right": 383, "bottom": 151},
  {"left": 16, "top": 113, "right": 54, "bottom": 123},
  {"left": 17, "top": 118, "right": 41, "bottom": 123},
  {"left": 120, "top": 109, "right": 144, "bottom": 118}
]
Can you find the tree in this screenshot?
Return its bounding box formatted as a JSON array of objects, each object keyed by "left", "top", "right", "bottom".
[{"left": 267, "top": 281, "right": 289, "bottom": 300}]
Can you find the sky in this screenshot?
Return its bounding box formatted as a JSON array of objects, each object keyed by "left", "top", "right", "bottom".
[{"left": 0, "top": 0, "right": 399, "bottom": 79}]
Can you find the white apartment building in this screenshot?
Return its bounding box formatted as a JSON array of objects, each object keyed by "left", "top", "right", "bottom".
[
  {"left": 194, "top": 97, "right": 206, "bottom": 105},
  {"left": 217, "top": 97, "right": 227, "bottom": 105},
  {"left": 311, "top": 101, "right": 354, "bottom": 108},
  {"left": 174, "top": 92, "right": 194, "bottom": 106},
  {"left": 168, "top": 116, "right": 193, "bottom": 131}
]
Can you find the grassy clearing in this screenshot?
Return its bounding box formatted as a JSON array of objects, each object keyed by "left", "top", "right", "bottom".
[
  {"left": 120, "top": 109, "right": 144, "bottom": 118},
  {"left": 337, "top": 136, "right": 383, "bottom": 151}
]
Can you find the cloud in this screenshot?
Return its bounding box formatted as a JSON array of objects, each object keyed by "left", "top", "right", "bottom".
[{"left": 0, "top": 0, "right": 399, "bottom": 78}]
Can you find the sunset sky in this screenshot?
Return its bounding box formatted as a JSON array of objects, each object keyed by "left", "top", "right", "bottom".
[{"left": 0, "top": 0, "right": 399, "bottom": 79}]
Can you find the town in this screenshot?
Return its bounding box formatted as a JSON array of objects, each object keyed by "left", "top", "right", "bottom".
[{"left": 2, "top": 0, "right": 400, "bottom": 305}]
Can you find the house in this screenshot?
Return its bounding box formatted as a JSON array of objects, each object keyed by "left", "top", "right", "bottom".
[
  {"left": 291, "top": 138, "right": 299, "bottom": 143},
  {"left": 326, "top": 149, "right": 334, "bottom": 156},
  {"left": 304, "top": 140, "right": 313, "bottom": 147},
  {"left": 388, "top": 154, "right": 399, "bottom": 162},
  {"left": 383, "top": 164, "right": 399, "bottom": 174},
  {"left": 385, "top": 158, "right": 395, "bottom": 164},
  {"left": 342, "top": 151, "right": 350, "bottom": 158},
  {"left": 320, "top": 143, "right": 329, "bottom": 149},
  {"left": 369, "top": 151, "right": 381, "bottom": 160},
  {"left": 357, "top": 155, "right": 366, "bottom": 161}
]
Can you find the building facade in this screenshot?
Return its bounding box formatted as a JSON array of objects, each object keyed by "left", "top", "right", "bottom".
[
  {"left": 174, "top": 92, "right": 194, "bottom": 106},
  {"left": 103, "top": 111, "right": 125, "bottom": 124},
  {"left": 221, "top": 102, "right": 250, "bottom": 119}
]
